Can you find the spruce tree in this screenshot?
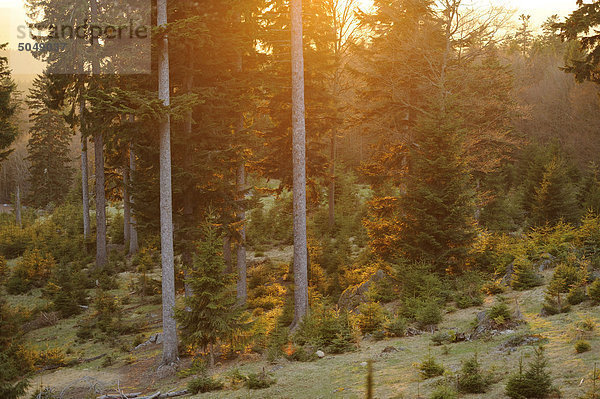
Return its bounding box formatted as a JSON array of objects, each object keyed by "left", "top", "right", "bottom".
[
  {"left": 176, "top": 221, "right": 245, "bottom": 366},
  {"left": 0, "top": 43, "right": 18, "bottom": 163},
  {"left": 0, "top": 298, "right": 32, "bottom": 398},
  {"left": 531, "top": 154, "right": 579, "bottom": 226},
  {"left": 400, "top": 108, "right": 477, "bottom": 270},
  {"left": 26, "top": 75, "right": 74, "bottom": 208},
  {"left": 505, "top": 347, "right": 553, "bottom": 399}
]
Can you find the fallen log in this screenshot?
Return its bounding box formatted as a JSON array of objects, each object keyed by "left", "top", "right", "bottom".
[
  {"left": 97, "top": 393, "right": 142, "bottom": 399},
  {"left": 98, "top": 390, "right": 188, "bottom": 399}
]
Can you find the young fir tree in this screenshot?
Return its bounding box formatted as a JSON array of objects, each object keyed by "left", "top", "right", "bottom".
[
  {"left": 505, "top": 347, "right": 553, "bottom": 399},
  {"left": 26, "top": 75, "right": 74, "bottom": 208},
  {"left": 400, "top": 107, "right": 477, "bottom": 271},
  {"left": 530, "top": 154, "right": 579, "bottom": 226},
  {"left": 176, "top": 221, "right": 245, "bottom": 367},
  {"left": 0, "top": 297, "right": 32, "bottom": 398},
  {"left": 0, "top": 43, "right": 18, "bottom": 163}
]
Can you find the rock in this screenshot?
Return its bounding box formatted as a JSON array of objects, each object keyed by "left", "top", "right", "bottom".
[
  {"left": 134, "top": 333, "right": 163, "bottom": 351},
  {"left": 536, "top": 253, "right": 555, "bottom": 272},
  {"left": 316, "top": 350, "right": 325, "bottom": 358},
  {"left": 338, "top": 270, "right": 387, "bottom": 311},
  {"left": 360, "top": 361, "right": 368, "bottom": 367},
  {"left": 405, "top": 327, "right": 422, "bottom": 336},
  {"left": 501, "top": 262, "right": 514, "bottom": 285}
]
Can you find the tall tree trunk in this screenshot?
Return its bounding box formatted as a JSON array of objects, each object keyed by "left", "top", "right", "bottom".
[
  {"left": 328, "top": 128, "right": 336, "bottom": 229},
  {"left": 15, "top": 184, "right": 21, "bottom": 227},
  {"left": 94, "top": 132, "right": 107, "bottom": 268},
  {"left": 81, "top": 133, "right": 90, "bottom": 240},
  {"left": 236, "top": 163, "right": 247, "bottom": 304},
  {"left": 123, "top": 161, "right": 131, "bottom": 246},
  {"left": 90, "top": 0, "right": 106, "bottom": 268},
  {"left": 235, "top": 23, "right": 247, "bottom": 304},
  {"left": 128, "top": 140, "right": 139, "bottom": 255},
  {"left": 157, "top": 0, "right": 178, "bottom": 365},
  {"left": 290, "top": 0, "right": 309, "bottom": 329},
  {"left": 182, "top": 47, "right": 194, "bottom": 302}
]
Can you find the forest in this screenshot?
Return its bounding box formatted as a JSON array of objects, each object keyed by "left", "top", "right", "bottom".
[{"left": 1, "top": 0, "right": 600, "bottom": 398}]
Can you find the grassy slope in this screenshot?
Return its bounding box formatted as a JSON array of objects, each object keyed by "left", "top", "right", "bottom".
[{"left": 13, "top": 261, "right": 600, "bottom": 399}]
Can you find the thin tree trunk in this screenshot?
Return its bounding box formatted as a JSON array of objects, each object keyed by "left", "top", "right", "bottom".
[
  {"left": 81, "top": 132, "right": 90, "bottom": 240},
  {"left": 128, "top": 140, "right": 139, "bottom": 255},
  {"left": 15, "top": 184, "right": 21, "bottom": 227},
  {"left": 328, "top": 129, "right": 336, "bottom": 229},
  {"left": 157, "top": 0, "right": 178, "bottom": 366},
  {"left": 236, "top": 163, "right": 247, "bottom": 304},
  {"left": 123, "top": 161, "right": 131, "bottom": 246},
  {"left": 90, "top": 0, "right": 106, "bottom": 268},
  {"left": 290, "top": 0, "right": 309, "bottom": 329},
  {"left": 182, "top": 46, "right": 194, "bottom": 302},
  {"left": 235, "top": 21, "right": 247, "bottom": 304},
  {"left": 94, "top": 132, "right": 107, "bottom": 268}
]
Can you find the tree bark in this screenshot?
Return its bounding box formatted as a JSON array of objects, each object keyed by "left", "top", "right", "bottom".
[
  {"left": 123, "top": 159, "right": 131, "bottom": 246},
  {"left": 328, "top": 129, "right": 336, "bottom": 229},
  {"left": 94, "top": 131, "right": 107, "bottom": 268},
  {"left": 236, "top": 163, "right": 247, "bottom": 304},
  {"left": 235, "top": 20, "right": 247, "bottom": 304},
  {"left": 90, "top": 0, "right": 106, "bottom": 268},
  {"left": 182, "top": 47, "right": 194, "bottom": 302},
  {"left": 157, "top": 0, "right": 178, "bottom": 365},
  {"left": 15, "top": 184, "right": 21, "bottom": 227},
  {"left": 128, "top": 140, "right": 139, "bottom": 255},
  {"left": 81, "top": 130, "right": 90, "bottom": 240},
  {"left": 290, "top": 0, "right": 309, "bottom": 329}
]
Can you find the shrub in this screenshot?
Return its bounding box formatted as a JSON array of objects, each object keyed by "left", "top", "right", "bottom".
[
  {"left": 0, "top": 256, "right": 7, "bottom": 284},
  {"left": 453, "top": 272, "right": 485, "bottom": 309},
  {"left": 187, "top": 374, "right": 224, "bottom": 394},
  {"left": 550, "top": 263, "right": 587, "bottom": 293},
  {"left": 245, "top": 371, "right": 276, "bottom": 389},
  {"left": 567, "top": 286, "right": 587, "bottom": 305},
  {"left": 418, "top": 351, "right": 445, "bottom": 379},
  {"left": 578, "top": 317, "right": 596, "bottom": 331},
  {"left": 575, "top": 340, "right": 591, "bottom": 353},
  {"left": 0, "top": 224, "right": 32, "bottom": 259},
  {"left": 385, "top": 316, "right": 407, "bottom": 337},
  {"left": 415, "top": 300, "right": 443, "bottom": 329},
  {"left": 34, "top": 348, "right": 66, "bottom": 369},
  {"left": 482, "top": 279, "right": 506, "bottom": 295},
  {"left": 488, "top": 300, "right": 511, "bottom": 324},
  {"left": 294, "top": 304, "right": 356, "bottom": 354},
  {"left": 511, "top": 257, "right": 542, "bottom": 291},
  {"left": 457, "top": 353, "right": 490, "bottom": 393},
  {"left": 108, "top": 213, "right": 124, "bottom": 244},
  {"left": 431, "top": 331, "right": 457, "bottom": 346},
  {"left": 44, "top": 263, "right": 88, "bottom": 318},
  {"left": 6, "top": 249, "right": 55, "bottom": 294},
  {"left": 505, "top": 347, "right": 553, "bottom": 399},
  {"left": 430, "top": 384, "right": 458, "bottom": 399},
  {"left": 589, "top": 280, "right": 600, "bottom": 304},
  {"left": 93, "top": 291, "right": 122, "bottom": 332},
  {"left": 356, "top": 302, "right": 386, "bottom": 334}
]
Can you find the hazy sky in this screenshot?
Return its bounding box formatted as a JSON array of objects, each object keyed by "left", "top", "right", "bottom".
[{"left": 0, "top": 0, "right": 581, "bottom": 77}]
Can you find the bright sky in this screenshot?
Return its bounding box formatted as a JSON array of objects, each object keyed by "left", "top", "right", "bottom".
[{"left": 0, "top": 0, "right": 581, "bottom": 76}]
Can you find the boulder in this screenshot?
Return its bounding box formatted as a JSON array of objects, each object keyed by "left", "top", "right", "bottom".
[
  {"left": 500, "top": 262, "right": 514, "bottom": 285},
  {"left": 316, "top": 350, "right": 325, "bottom": 358},
  {"left": 536, "top": 253, "right": 556, "bottom": 272}
]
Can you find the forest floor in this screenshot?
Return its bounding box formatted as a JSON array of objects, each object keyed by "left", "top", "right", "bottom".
[{"left": 11, "top": 247, "right": 600, "bottom": 399}]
